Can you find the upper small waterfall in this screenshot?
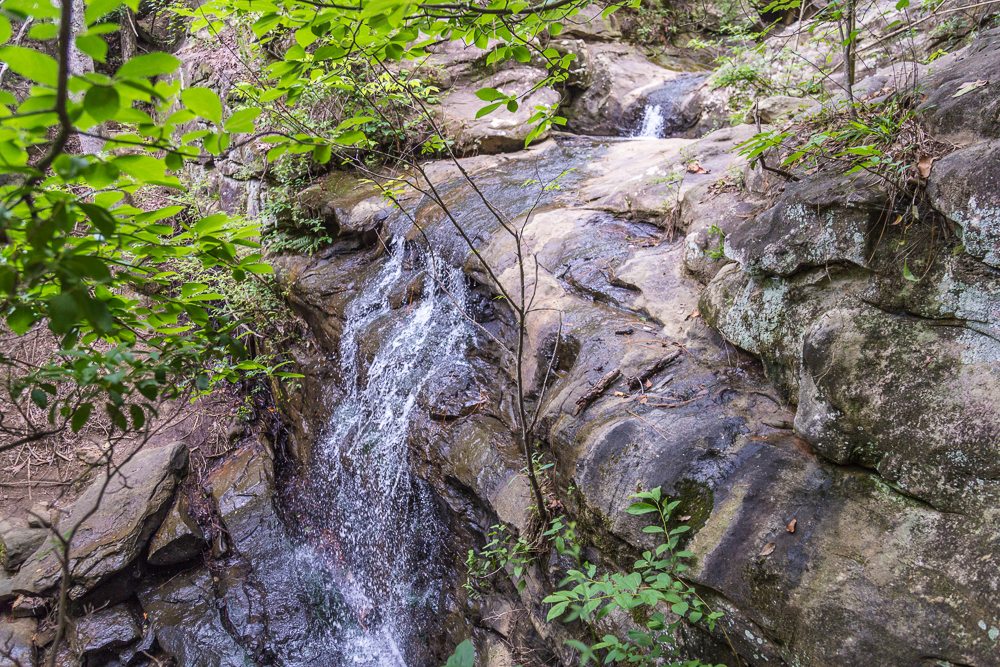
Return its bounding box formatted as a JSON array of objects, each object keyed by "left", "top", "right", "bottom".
[{"left": 632, "top": 104, "right": 666, "bottom": 138}]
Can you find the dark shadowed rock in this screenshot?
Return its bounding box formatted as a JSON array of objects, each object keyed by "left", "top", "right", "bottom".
[
  {"left": 12, "top": 443, "right": 188, "bottom": 599},
  {"left": 139, "top": 569, "right": 251, "bottom": 667},
  {"left": 146, "top": 494, "right": 207, "bottom": 567}
]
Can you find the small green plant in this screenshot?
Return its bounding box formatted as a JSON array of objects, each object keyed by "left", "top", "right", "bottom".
[
  {"left": 737, "top": 96, "right": 927, "bottom": 193},
  {"left": 464, "top": 523, "right": 536, "bottom": 597},
  {"left": 442, "top": 639, "right": 476, "bottom": 667},
  {"left": 706, "top": 225, "right": 726, "bottom": 260},
  {"left": 544, "top": 488, "right": 725, "bottom": 666}
]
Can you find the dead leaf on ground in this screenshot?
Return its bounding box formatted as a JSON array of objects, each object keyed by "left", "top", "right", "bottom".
[
  {"left": 786, "top": 518, "right": 797, "bottom": 533},
  {"left": 678, "top": 515, "right": 692, "bottom": 522},
  {"left": 952, "top": 80, "right": 988, "bottom": 98},
  {"left": 613, "top": 391, "right": 627, "bottom": 397},
  {"left": 917, "top": 155, "right": 935, "bottom": 179},
  {"left": 686, "top": 161, "right": 710, "bottom": 174},
  {"left": 644, "top": 379, "right": 653, "bottom": 389},
  {"left": 759, "top": 542, "right": 776, "bottom": 557}
]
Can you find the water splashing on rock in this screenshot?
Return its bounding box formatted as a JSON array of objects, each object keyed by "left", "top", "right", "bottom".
[
  {"left": 291, "top": 237, "right": 471, "bottom": 666},
  {"left": 632, "top": 104, "right": 666, "bottom": 138}
]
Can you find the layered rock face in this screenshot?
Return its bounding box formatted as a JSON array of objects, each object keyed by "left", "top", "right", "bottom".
[{"left": 274, "top": 28, "right": 1000, "bottom": 667}]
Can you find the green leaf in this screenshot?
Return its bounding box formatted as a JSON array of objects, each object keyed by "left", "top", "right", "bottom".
[
  {"left": 84, "top": 0, "right": 124, "bottom": 25},
  {"left": 7, "top": 306, "right": 36, "bottom": 335},
  {"left": 182, "top": 87, "right": 223, "bottom": 124},
  {"left": 444, "top": 639, "right": 475, "bottom": 667},
  {"left": 193, "top": 213, "right": 229, "bottom": 234},
  {"left": 116, "top": 52, "right": 181, "bottom": 79},
  {"left": 129, "top": 404, "right": 145, "bottom": 429},
  {"left": 30, "top": 388, "right": 48, "bottom": 409},
  {"left": 313, "top": 143, "right": 332, "bottom": 164},
  {"left": 511, "top": 45, "right": 532, "bottom": 63},
  {"left": 71, "top": 403, "right": 93, "bottom": 432},
  {"left": 0, "top": 46, "right": 59, "bottom": 86},
  {"left": 224, "top": 107, "right": 261, "bottom": 133},
  {"left": 902, "top": 260, "right": 920, "bottom": 282},
  {"left": 76, "top": 34, "right": 109, "bottom": 63},
  {"left": 0, "top": 15, "right": 11, "bottom": 44},
  {"left": 28, "top": 22, "right": 58, "bottom": 40},
  {"left": 476, "top": 102, "right": 503, "bottom": 119},
  {"left": 84, "top": 85, "right": 120, "bottom": 122},
  {"left": 475, "top": 87, "right": 506, "bottom": 102}
]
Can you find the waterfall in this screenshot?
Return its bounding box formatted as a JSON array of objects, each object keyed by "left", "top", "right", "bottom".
[
  {"left": 632, "top": 104, "right": 666, "bottom": 138},
  {"left": 294, "top": 237, "right": 471, "bottom": 665}
]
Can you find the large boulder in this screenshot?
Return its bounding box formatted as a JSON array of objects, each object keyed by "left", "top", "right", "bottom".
[
  {"left": 12, "top": 443, "right": 188, "bottom": 600},
  {"left": 724, "top": 171, "right": 887, "bottom": 277},
  {"left": 0, "top": 617, "right": 37, "bottom": 666},
  {"left": 917, "top": 28, "right": 1000, "bottom": 144},
  {"left": 296, "top": 172, "right": 390, "bottom": 242},
  {"left": 927, "top": 139, "right": 1000, "bottom": 269},
  {"left": 0, "top": 520, "right": 47, "bottom": 573},
  {"left": 795, "top": 305, "right": 1000, "bottom": 511},
  {"left": 436, "top": 67, "right": 559, "bottom": 155},
  {"left": 562, "top": 42, "right": 689, "bottom": 136},
  {"left": 71, "top": 604, "right": 142, "bottom": 662},
  {"left": 139, "top": 569, "right": 252, "bottom": 667}
]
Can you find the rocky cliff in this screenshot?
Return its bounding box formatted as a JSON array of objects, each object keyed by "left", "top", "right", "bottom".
[{"left": 2, "top": 4, "right": 998, "bottom": 667}]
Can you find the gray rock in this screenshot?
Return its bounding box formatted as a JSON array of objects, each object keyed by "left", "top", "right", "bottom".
[
  {"left": 0, "top": 617, "right": 37, "bottom": 666},
  {"left": 12, "top": 443, "right": 188, "bottom": 599},
  {"left": 917, "top": 28, "right": 1000, "bottom": 144},
  {"left": 563, "top": 42, "right": 688, "bottom": 136},
  {"left": 296, "top": 171, "right": 389, "bottom": 240},
  {"left": 1, "top": 526, "right": 47, "bottom": 573},
  {"left": 71, "top": 605, "right": 141, "bottom": 657},
  {"left": 795, "top": 305, "right": 1000, "bottom": 511},
  {"left": 724, "top": 171, "right": 886, "bottom": 277},
  {"left": 436, "top": 66, "right": 559, "bottom": 154},
  {"left": 146, "top": 495, "right": 206, "bottom": 567},
  {"left": 927, "top": 139, "right": 1000, "bottom": 268},
  {"left": 139, "top": 569, "right": 251, "bottom": 667},
  {"left": 26, "top": 502, "right": 57, "bottom": 529},
  {"left": 744, "top": 95, "right": 821, "bottom": 124}
]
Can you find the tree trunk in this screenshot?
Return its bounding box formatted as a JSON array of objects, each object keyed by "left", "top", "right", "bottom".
[{"left": 69, "top": 0, "right": 105, "bottom": 155}]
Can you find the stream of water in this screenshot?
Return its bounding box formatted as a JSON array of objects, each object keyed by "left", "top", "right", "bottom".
[{"left": 292, "top": 238, "right": 472, "bottom": 666}]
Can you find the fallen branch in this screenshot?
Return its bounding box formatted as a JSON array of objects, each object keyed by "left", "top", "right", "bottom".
[{"left": 573, "top": 368, "right": 620, "bottom": 416}]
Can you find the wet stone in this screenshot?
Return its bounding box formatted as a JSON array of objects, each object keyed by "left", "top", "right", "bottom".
[
  {"left": 0, "top": 521, "right": 47, "bottom": 573},
  {"left": 71, "top": 604, "right": 141, "bottom": 658},
  {"left": 146, "top": 495, "right": 207, "bottom": 567}
]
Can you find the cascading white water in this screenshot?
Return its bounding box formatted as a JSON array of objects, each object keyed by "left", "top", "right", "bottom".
[
  {"left": 632, "top": 104, "right": 666, "bottom": 138},
  {"left": 296, "top": 237, "right": 471, "bottom": 665}
]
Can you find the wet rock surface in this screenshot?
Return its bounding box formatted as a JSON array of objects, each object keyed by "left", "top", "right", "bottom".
[
  {"left": 271, "top": 30, "right": 1000, "bottom": 664},
  {"left": 12, "top": 442, "right": 189, "bottom": 600},
  {"left": 146, "top": 495, "right": 207, "bottom": 567},
  {"left": 11, "top": 18, "right": 1000, "bottom": 667}
]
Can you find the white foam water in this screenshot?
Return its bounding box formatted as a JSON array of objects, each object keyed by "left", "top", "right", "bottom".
[
  {"left": 296, "top": 237, "right": 471, "bottom": 666},
  {"left": 632, "top": 103, "right": 666, "bottom": 138}
]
